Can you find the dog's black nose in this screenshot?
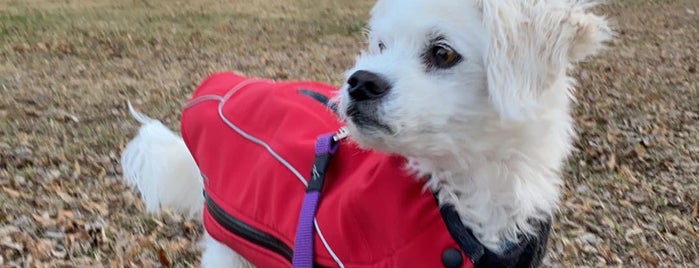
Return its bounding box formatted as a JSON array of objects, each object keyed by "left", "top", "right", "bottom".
[{"left": 347, "top": 70, "right": 391, "bottom": 101}]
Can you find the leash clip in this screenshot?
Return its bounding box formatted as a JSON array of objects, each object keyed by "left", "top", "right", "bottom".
[{"left": 332, "top": 127, "right": 349, "bottom": 141}]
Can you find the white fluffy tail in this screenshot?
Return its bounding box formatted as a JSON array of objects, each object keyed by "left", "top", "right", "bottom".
[{"left": 120, "top": 102, "right": 203, "bottom": 218}]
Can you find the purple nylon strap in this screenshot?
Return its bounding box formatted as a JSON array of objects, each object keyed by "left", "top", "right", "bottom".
[
  {"left": 315, "top": 134, "right": 339, "bottom": 155},
  {"left": 292, "top": 191, "right": 320, "bottom": 268},
  {"left": 292, "top": 134, "right": 338, "bottom": 268}
]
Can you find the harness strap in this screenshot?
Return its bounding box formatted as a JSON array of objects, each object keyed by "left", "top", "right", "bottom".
[
  {"left": 292, "top": 133, "right": 339, "bottom": 268},
  {"left": 439, "top": 203, "right": 485, "bottom": 264},
  {"left": 437, "top": 195, "right": 552, "bottom": 268}
]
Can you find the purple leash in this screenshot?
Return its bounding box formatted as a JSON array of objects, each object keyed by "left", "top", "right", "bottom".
[{"left": 292, "top": 131, "right": 342, "bottom": 268}]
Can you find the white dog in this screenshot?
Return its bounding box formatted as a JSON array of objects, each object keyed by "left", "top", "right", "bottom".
[{"left": 121, "top": 0, "right": 610, "bottom": 267}]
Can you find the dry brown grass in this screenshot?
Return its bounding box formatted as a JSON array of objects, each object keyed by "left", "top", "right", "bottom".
[{"left": 1, "top": 0, "right": 697, "bottom": 267}]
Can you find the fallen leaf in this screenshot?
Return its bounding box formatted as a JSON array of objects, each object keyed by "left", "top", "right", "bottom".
[
  {"left": 30, "top": 239, "right": 53, "bottom": 261},
  {"left": 1, "top": 187, "right": 21, "bottom": 198},
  {"left": 57, "top": 210, "right": 75, "bottom": 221},
  {"left": 635, "top": 249, "right": 659, "bottom": 266},
  {"left": 56, "top": 191, "right": 74, "bottom": 203},
  {"left": 31, "top": 213, "right": 53, "bottom": 227},
  {"left": 73, "top": 160, "right": 82, "bottom": 179},
  {"left": 606, "top": 154, "right": 617, "bottom": 170},
  {"left": 618, "top": 165, "right": 638, "bottom": 182},
  {"left": 633, "top": 143, "right": 647, "bottom": 158},
  {"left": 156, "top": 247, "right": 171, "bottom": 267}
]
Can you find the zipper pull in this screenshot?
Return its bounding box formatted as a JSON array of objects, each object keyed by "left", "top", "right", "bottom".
[{"left": 332, "top": 127, "right": 349, "bottom": 141}]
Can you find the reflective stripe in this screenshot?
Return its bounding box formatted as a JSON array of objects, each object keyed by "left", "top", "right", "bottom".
[{"left": 185, "top": 79, "right": 345, "bottom": 267}]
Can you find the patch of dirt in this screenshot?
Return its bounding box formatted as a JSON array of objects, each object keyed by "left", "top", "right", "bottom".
[{"left": 0, "top": 0, "right": 696, "bottom": 267}]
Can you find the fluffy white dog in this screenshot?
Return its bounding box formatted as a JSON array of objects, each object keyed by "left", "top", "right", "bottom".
[{"left": 121, "top": 0, "right": 610, "bottom": 266}]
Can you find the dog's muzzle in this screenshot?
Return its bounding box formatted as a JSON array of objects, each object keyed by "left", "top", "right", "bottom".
[{"left": 345, "top": 70, "right": 393, "bottom": 133}]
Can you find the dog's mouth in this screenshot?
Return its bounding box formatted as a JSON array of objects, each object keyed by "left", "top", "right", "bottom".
[{"left": 346, "top": 104, "right": 393, "bottom": 134}]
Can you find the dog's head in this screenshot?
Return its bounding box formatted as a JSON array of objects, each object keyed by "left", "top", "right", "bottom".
[{"left": 337, "top": 0, "right": 611, "bottom": 160}]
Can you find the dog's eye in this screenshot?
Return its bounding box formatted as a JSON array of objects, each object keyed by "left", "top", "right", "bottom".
[
  {"left": 426, "top": 44, "right": 461, "bottom": 69},
  {"left": 378, "top": 41, "right": 386, "bottom": 52}
]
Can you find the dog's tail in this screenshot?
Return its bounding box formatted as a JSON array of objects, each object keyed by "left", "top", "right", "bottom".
[{"left": 120, "top": 102, "right": 203, "bottom": 218}]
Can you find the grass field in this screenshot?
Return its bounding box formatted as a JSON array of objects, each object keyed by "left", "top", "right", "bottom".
[{"left": 1, "top": 0, "right": 697, "bottom": 267}]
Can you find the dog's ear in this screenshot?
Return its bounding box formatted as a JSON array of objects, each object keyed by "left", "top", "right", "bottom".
[{"left": 481, "top": 1, "right": 612, "bottom": 120}]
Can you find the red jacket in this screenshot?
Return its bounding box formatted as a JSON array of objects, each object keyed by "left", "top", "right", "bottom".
[{"left": 180, "top": 72, "right": 548, "bottom": 268}]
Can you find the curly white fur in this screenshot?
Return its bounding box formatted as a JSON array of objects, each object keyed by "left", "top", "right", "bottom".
[
  {"left": 120, "top": 0, "right": 611, "bottom": 265},
  {"left": 336, "top": 0, "right": 611, "bottom": 251},
  {"left": 121, "top": 105, "right": 251, "bottom": 267},
  {"left": 121, "top": 103, "right": 204, "bottom": 218}
]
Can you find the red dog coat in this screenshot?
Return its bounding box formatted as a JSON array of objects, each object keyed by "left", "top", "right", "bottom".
[{"left": 180, "top": 72, "right": 549, "bottom": 268}]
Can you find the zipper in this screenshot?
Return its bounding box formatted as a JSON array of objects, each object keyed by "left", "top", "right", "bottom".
[
  {"left": 204, "top": 128, "right": 348, "bottom": 267},
  {"left": 205, "top": 194, "right": 294, "bottom": 262}
]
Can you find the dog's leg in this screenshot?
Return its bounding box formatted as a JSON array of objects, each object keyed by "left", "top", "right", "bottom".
[{"left": 201, "top": 233, "right": 254, "bottom": 268}]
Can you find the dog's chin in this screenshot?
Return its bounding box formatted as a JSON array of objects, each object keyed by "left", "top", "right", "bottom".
[
  {"left": 345, "top": 104, "right": 392, "bottom": 132},
  {"left": 345, "top": 122, "right": 391, "bottom": 151},
  {"left": 342, "top": 106, "right": 395, "bottom": 151}
]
